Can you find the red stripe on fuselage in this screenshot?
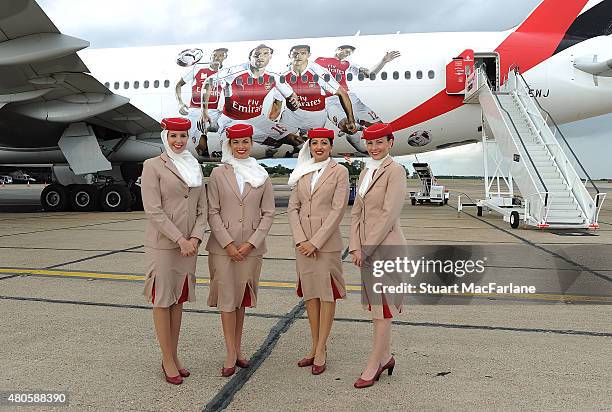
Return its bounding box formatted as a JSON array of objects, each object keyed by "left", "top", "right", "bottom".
[{"left": 390, "top": 0, "right": 588, "bottom": 132}]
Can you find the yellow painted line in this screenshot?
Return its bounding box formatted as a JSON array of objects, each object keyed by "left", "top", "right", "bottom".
[
  {"left": 1, "top": 268, "right": 610, "bottom": 302},
  {"left": 0, "top": 268, "right": 364, "bottom": 291}
]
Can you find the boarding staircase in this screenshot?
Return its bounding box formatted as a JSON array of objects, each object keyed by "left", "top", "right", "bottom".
[{"left": 463, "top": 67, "right": 605, "bottom": 229}]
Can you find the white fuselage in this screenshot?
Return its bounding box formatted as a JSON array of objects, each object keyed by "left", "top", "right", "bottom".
[{"left": 79, "top": 31, "right": 612, "bottom": 159}]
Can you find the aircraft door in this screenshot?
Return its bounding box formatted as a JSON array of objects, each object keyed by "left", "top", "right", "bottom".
[
  {"left": 473, "top": 53, "right": 499, "bottom": 89},
  {"left": 445, "top": 49, "right": 474, "bottom": 95}
]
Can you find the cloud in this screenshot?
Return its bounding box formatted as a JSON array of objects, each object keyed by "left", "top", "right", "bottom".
[{"left": 38, "top": 0, "right": 541, "bottom": 48}]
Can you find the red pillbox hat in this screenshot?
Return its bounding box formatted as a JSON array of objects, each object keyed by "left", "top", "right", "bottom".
[
  {"left": 160, "top": 117, "right": 191, "bottom": 131},
  {"left": 362, "top": 123, "right": 394, "bottom": 140},
  {"left": 226, "top": 123, "right": 254, "bottom": 139}
]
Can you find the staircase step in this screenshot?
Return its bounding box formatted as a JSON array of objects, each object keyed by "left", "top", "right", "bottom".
[
  {"left": 546, "top": 216, "right": 585, "bottom": 225},
  {"left": 542, "top": 178, "right": 565, "bottom": 185},
  {"left": 547, "top": 191, "right": 572, "bottom": 198},
  {"left": 548, "top": 209, "right": 583, "bottom": 217},
  {"left": 548, "top": 203, "right": 579, "bottom": 211}
]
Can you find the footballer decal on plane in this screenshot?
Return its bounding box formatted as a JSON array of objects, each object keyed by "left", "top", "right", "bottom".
[{"left": 175, "top": 43, "right": 401, "bottom": 159}]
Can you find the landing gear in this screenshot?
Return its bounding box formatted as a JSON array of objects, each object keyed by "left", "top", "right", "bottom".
[
  {"left": 40, "top": 183, "right": 134, "bottom": 212},
  {"left": 69, "top": 184, "right": 99, "bottom": 212},
  {"left": 41, "top": 184, "right": 69, "bottom": 212},
  {"left": 41, "top": 163, "right": 143, "bottom": 212},
  {"left": 99, "top": 184, "right": 132, "bottom": 212}
]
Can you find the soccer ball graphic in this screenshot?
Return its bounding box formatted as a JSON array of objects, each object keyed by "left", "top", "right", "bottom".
[
  {"left": 176, "top": 48, "right": 204, "bottom": 67},
  {"left": 408, "top": 130, "right": 432, "bottom": 147}
]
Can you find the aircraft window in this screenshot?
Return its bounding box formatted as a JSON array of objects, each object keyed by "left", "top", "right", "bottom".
[
  {"left": 358, "top": 73, "right": 365, "bottom": 81},
  {"left": 123, "top": 81, "right": 129, "bottom": 89},
  {"left": 347, "top": 73, "right": 353, "bottom": 81},
  {"left": 335, "top": 74, "right": 342, "bottom": 82},
  {"left": 104, "top": 82, "right": 110, "bottom": 88},
  {"left": 428, "top": 70, "right": 435, "bottom": 79},
  {"left": 236, "top": 78, "right": 243, "bottom": 86},
  {"left": 404, "top": 71, "right": 411, "bottom": 79},
  {"left": 301, "top": 74, "right": 308, "bottom": 83},
  {"left": 113, "top": 82, "right": 119, "bottom": 89},
  {"left": 258, "top": 76, "right": 264, "bottom": 85},
  {"left": 164, "top": 80, "right": 170, "bottom": 88},
  {"left": 313, "top": 74, "right": 319, "bottom": 82},
  {"left": 369, "top": 72, "right": 376, "bottom": 80},
  {"left": 154, "top": 80, "right": 160, "bottom": 88},
  {"left": 134, "top": 81, "right": 139, "bottom": 89},
  {"left": 381, "top": 72, "right": 387, "bottom": 80},
  {"left": 323, "top": 73, "right": 330, "bottom": 82},
  {"left": 416, "top": 70, "right": 423, "bottom": 79},
  {"left": 279, "top": 76, "right": 285, "bottom": 83},
  {"left": 269, "top": 77, "right": 275, "bottom": 85},
  {"left": 144, "top": 80, "right": 149, "bottom": 88},
  {"left": 248, "top": 77, "right": 254, "bottom": 85},
  {"left": 290, "top": 75, "right": 297, "bottom": 84}
]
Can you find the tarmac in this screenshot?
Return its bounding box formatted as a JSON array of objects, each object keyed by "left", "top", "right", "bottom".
[{"left": 0, "top": 180, "right": 611, "bottom": 411}]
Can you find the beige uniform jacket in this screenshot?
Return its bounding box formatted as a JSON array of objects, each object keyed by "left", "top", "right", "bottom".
[
  {"left": 141, "top": 153, "right": 208, "bottom": 249},
  {"left": 205, "top": 164, "right": 275, "bottom": 256},
  {"left": 349, "top": 156, "right": 407, "bottom": 253},
  {"left": 287, "top": 159, "right": 349, "bottom": 252}
]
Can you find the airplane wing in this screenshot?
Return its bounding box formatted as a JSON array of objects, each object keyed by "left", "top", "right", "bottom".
[{"left": 0, "top": 0, "right": 160, "bottom": 139}]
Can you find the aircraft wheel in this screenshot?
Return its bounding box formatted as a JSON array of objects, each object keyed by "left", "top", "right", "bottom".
[
  {"left": 510, "top": 211, "right": 520, "bottom": 229},
  {"left": 100, "top": 184, "right": 132, "bottom": 212},
  {"left": 70, "top": 185, "right": 99, "bottom": 212},
  {"left": 41, "top": 184, "right": 69, "bottom": 212},
  {"left": 477, "top": 206, "right": 483, "bottom": 216},
  {"left": 411, "top": 198, "right": 416, "bottom": 206}
]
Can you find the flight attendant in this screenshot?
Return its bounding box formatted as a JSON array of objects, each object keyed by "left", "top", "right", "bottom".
[
  {"left": 349, "top": 123, "right": 406, "bottom": 389},
  {"left": 206, "top": 123, "right": 275, "bottom": 377},
  {"left": 287, "top": 128, "right": 349, "bottom": 375},
  {"left": 141, "top": 117, "right": 207, "bottom": 385}
]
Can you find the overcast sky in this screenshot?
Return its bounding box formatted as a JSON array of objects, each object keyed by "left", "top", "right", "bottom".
[{"left": 37, "top": 0, "right": 611, "bottom": 178}]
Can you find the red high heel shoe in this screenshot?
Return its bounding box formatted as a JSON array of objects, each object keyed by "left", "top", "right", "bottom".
[
  {"left": 221, "top": 365, "right": 236, "bottom": 377},
  {"left": 311, "top": 351, "right": 327, "bottom": 375},
  {"left": 379, "top": 356, "right": 395, "bottom": 378},
  {"left": 236, "top": 359, "right": 250, "bottom": 368},
  {"left": 311, "top": 362, "right": 326, "bottom": 375},
  {"left": 297, "top": 357, "right": 314, "bottom": 367},
  {"left": 236, "top": 359, "right": 251, "bottom": 369},
  {"left": 162, "top": 364, "right": 183, "bottom": 385},
  {"left": 178, "top": 368, "right": 190, "bottom": 378},
  {"left": 353, "top": 365, "right": 383, "bottom": 389}
]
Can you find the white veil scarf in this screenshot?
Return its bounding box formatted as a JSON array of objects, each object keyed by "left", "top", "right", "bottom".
[
  {"left": 221, "top": 138, "right": 269, "bottom": 188},
  {"left": 358, "top": 154, "right": 391, "bottom": 197},
  {"left": 287, "top": 142, "right": 331, "bottom": 188},
  {"left": 161, "top": 130, "right": 202, "bottom": 188}
]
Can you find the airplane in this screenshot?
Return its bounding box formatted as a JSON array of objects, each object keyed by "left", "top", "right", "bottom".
[{"left": 0, "top": 0, "right": 610, "bottom": 212}]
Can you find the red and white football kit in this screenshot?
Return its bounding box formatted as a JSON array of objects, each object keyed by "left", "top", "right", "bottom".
[
  {"left": 314, "top": 56, "right": 381, "bottom": 126},
  {"left": 181, "top": 64, "right": 222, "bottom": 134},
  {"left": 215, "top": 63, "right": 297, "bottom": 144},
  {"left": 274, "top": 62, "right": 340, "bottom": 130}
]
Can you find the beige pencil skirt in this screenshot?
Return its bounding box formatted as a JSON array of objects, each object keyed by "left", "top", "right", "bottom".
[
  {"left": 295, "top": 251, "right": 346, "bottom": 302},
  {"left": 207, "top": 253, "right": 262, "bottom": 312},
  {"left": 143, "top": 247, "right": 197, "bottom": 308}
]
